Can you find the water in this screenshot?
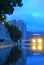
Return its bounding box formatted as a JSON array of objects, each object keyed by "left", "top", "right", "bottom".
[
  {"left": 0, "top": 47, "right": 11, "bottom": 64},
  {"left": 26, "top": 55, "right": 44, "bottom": 65}
]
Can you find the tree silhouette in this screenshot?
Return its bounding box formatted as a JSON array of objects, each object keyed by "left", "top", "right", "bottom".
[
  {"left": 0, "top": 0, "right": 23, "bottom": 14},
  {"left": 1, "top": 22, "right": 22, "bottom": 65},
  {"left": 5, "top": 22, "right": 22, "bottom": 42}
]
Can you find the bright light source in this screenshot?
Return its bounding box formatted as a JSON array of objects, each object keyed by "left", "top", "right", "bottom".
[
  {"left": 2, "top": 16, "right": 4, "bottom": 18},
  {"left": 32, "top": 39, "right": 36, "bottom": 43},
  {"left": 31, "top": 38, "right": 36, "bottom": 51},
  {"left": 38, "top": 38, "right": 42, "bottom": 43},
  {"left": 38, "top": 46, "right": 42, "bottom": 50},
  {"left": 37, "top": 38, "right": 43, "bottom": 51},
  {"left": 32, "top": 46, "right": 36, "bottom": 50},
  {"left": 2, "top": 22, "right": 4, "bottom": 25}
]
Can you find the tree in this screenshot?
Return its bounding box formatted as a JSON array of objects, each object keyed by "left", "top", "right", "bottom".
[
  {"left": 2, "top": 22, "right": 22, "bottom": 65},
  {"left": 5, "top": 22, "right": 22, "bottom": 42},
  {"left": 0, "top": 0, "right": 23, "bottom": 15},
  {"left": 0, "top": 0, "right": 23, "bottom": 64},
  {"left": 0, "top": 0, "right": 23, "bottom": 21}
]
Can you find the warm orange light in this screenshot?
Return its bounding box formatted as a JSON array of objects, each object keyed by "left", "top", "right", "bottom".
[
  {"left": 38, "top": 38, "right": 42, "bottom": 43},
  {"left": 37, "top": 38, "right": 43, "bottom": 51},
  {"left": 32, "top": 39, "right": 36, "bottom": 43},
  {"left": 32, "top": 46, "right": 36, "bottom": 50},
  {"left": 31, "top": 38, "right": 36, "bottom": 50},
  {"left": 38, "top": 46, "right": 42, "bottom": 50}
]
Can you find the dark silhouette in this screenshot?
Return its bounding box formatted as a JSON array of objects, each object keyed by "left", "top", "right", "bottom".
[
  {"left": 0, "top": 0, "right": 23, "bottom": 14},
  {"left": 5, "top": 22, "right": 22, "bottom": 42},
  {"left": 3, "top": 46, "right": 22, "bottom": 65},
  {"left": 0, "top": 0, "right": 23, "bottom": 64},
  {"left": 1, "top": 22, "right": 22, "bottom": 65}
]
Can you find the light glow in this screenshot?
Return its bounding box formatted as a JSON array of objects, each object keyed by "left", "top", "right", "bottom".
[
  {"left": 2, "top": 16, "right": 4, "bottom": 18},
  {"left": 2, "top": 22, "right": 4, "bottom": 25},
  {"left": 32, "top": 39, "right": 36, "bottom": 43},
  {"left": 31, "top": 38, "right": 36, "bottom": 51},
  {"left": 38, "top": 38, "right": 42, "bottom": 43},
  {"left": 38, "top": 46, "right": 42, "bottom": 51},
  {"left": 32, "top": 45, "right": 36, "bottom": 50},
  {"left": 37, "top": 38, "right": 43, "bottom": 51}
]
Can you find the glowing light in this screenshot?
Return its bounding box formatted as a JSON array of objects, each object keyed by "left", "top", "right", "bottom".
[
  {"left": 32, "top": 46, "right": 36, "bottom": 50},
  {"left": 31, "top": 38, "right": 36, "bottom": 51},
  {"left": 38, "top": 38, "right": 42, "bottom": 43},
  {"left": 2, "top": 16, "right": 4, "bottom": 18},
  {"left": 32, "top": 39, "right": 36, "bottom": 43},
  {"left": 37, "top": 38, "right": 43, "bottom": 51},
  {"left": 2, "top": 22, "right": 4, "bottom": 25},
  {"left": 38, "top": 46, "right": 42, "bottom": 50}
]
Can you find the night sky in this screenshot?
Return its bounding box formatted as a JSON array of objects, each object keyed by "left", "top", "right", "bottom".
[{"left": 7, "top": 0, "right": 44, "bottom": 32}]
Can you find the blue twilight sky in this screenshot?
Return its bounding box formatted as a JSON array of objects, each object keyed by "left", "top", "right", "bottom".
[{"left": 7, "top": 0, "right": 44, "bottom": 32}]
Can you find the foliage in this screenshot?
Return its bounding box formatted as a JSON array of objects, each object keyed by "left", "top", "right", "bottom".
[
  {"left": 0, "top": 0, "right": 23, "bottom": 14},
  {"left": 5, "top": 22, "right": 22, "bottom": 42}
]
